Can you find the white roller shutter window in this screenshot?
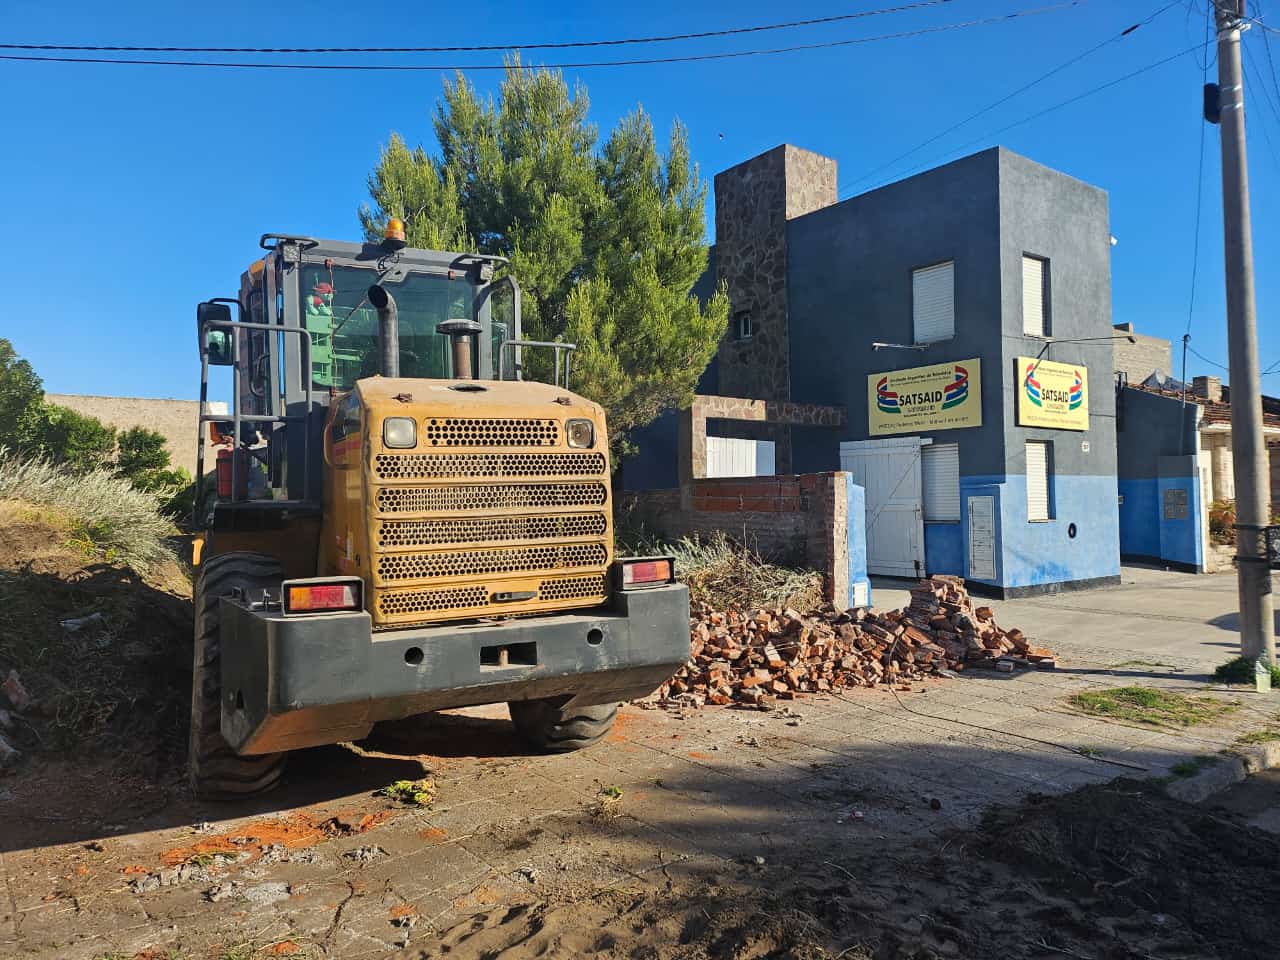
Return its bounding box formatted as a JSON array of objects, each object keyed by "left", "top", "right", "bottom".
[
  {"left": 1026, "top": 440, "right": 1051, "bottom": 521},
  {"left": 1022, "top": 255, "right": 1046, "bottom": 336},
  {"left": 921, "top": 443, "right": 960, "bottom": 522},
  {"left": 913, "top": 261, "right": 954, "bottom": 343}
]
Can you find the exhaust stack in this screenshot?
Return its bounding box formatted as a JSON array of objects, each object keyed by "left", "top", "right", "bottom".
[
  {"left": 437, "top": 319, "right": 482, "bottom": 380},
  {"left": 368, "top": 284, "right": 399, "bottom": 378}
]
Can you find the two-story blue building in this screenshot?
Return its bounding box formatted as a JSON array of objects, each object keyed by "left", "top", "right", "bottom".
[{"left": 627, "top": 144, "right": 1122, "bottom": 597}]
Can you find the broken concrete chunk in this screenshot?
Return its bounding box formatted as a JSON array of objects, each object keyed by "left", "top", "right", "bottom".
[
  {"left": 242, "top": 881, "right": 292, "bottom": 906},
  {"left": 344, "top": 845, "right": 387, "bottom": 864},
  {"left": 2, "top": 670, "right": 32, "bottom": 713},
  {"left": 0, "top": 734, "right": 21, "bottom": 769}
]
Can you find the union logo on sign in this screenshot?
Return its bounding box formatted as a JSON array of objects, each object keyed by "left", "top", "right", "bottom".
[
  {"left": 875, "top": 376, "right": 899, "bottom": 414},
  {"left": 942, "top": 365, "right": 970, "bottom": 410},
  {"left": 1024, "top": 363, "right": 1043, "bottom": 407},
  {"left": 1068, "top": 370, "right": 1084, "bottom": 410}
]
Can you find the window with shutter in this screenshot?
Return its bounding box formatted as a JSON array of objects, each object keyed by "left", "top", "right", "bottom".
[
  {"left": 1022, "top": 255, "right": 1048, "bottom": 337},
  {"left": 912, "top": 261, "right": 954, "bottom": 343},
  {"left": 1026, "top": 440, "right": 1052, "bottom": 521},
  {"left": 921, "top": 443, "right": 960, "bottom": 522}
]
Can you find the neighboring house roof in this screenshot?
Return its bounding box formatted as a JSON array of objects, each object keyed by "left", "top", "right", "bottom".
[{"left": 1128, "top": 380, "right": 1280, "bottom": 430}]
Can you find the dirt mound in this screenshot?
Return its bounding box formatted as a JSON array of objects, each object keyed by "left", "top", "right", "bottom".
[
  {"left": 421, "top": 880, "right": 832, "bottom": 960},
  {"left": 977, "top": 779, "right": 1280, "bottom": 959},
  {"left": 0, "top": 501, "right": 192, "bottom": 783}
]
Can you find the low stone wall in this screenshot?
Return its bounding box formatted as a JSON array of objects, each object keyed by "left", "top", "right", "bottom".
[{"left": 624, "top": 471, "right": 868, "bottom": 608}]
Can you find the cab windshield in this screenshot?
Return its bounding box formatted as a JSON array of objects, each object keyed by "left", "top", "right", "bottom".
[{"left": 300, "top": 264, "right": 509, "bottom": 391}]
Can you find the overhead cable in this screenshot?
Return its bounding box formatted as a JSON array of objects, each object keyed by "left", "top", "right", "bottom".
[
  {"left": 841, "top": 0, "right": 1183, "bottom": 197},
  {"left": 0, "top": 0, "right": 954, "bottom": 55},
  {"left": 855, "top": 39, "right": 1212, "bottom": 194},
  {"left": 0, "top": 3, "right": 1083, "bottom": 72}
]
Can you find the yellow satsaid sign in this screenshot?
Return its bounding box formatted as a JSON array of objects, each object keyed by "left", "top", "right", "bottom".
[
  {"left": 1017, "top": 356, "right": 1089, "bottom": 430},
  {"left": 867, "top": 358, "right": 982, "bottom": 436}
]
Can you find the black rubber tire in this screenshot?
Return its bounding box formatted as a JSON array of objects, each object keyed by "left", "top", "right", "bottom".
[
  {"left": 188, "top": 551, "right": 287, "bottom": 798},
  {"left": 507, "top": 698, "right": 618, "bottom": 752}
]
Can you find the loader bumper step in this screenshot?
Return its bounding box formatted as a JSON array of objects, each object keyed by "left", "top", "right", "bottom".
[{"left": 219, "top": 584, "right": 689, "bottom": 754}]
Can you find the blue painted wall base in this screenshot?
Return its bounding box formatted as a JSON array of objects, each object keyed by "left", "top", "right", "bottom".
[{"left": 846, "top": 476, "right": 871, "bottom": 608}]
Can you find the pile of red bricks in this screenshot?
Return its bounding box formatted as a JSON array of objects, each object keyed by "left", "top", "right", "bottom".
[{"left": 658, "top": 576, "right": 1054, "bottom": 708}]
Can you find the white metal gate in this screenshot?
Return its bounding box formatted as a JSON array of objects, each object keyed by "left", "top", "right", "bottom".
[
  {"left": 840, "top": 438, "right": 927, "bottom": 578},
  {"left": 706, "top": 437, "right": 776, "bottom": 477}
]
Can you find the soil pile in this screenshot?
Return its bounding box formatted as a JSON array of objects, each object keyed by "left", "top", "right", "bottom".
[
  {"left": 974, "top": 778, "right": 1280, "bottom": 959},
  {"left": 0, "top": 501, "right": 192, "bottom": 780}
]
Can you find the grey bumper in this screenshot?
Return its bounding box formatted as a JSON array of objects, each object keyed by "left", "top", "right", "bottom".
[{"left": 219, "top": 584, "right": 689, "bottom": 755}]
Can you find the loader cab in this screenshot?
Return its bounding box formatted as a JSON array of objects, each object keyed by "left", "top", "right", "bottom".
[{"left": 194, "top": 231, "right": 523, "bottom": 538}]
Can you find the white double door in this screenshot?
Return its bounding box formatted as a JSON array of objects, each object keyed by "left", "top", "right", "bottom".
[{"left": 839, "top": 438, "right": 928, "bottom": 578}]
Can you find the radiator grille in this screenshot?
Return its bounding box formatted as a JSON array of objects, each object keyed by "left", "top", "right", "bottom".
[
  {"left": 540, "top": 574, "right": 609, "bottom": 602},
  {"left": 377, "top": 543, "right": 608, "bottom": 582},
  {"left": 377, "top": 482, "right": 608, "bottom": 514},
  {"left": 425, "top": 418, "right": 559, "bottom": 447},
  {"left": 376, "top": 585, "right": 489, "bottom": 617},
  {"left": 374, "top": 451, "right": 606, "bottom": 480},
  {"left": 377, "top": 513, "right": 608, "bottom": 549}
]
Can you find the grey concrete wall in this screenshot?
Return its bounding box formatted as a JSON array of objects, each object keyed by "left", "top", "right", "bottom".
[
  {"left": 785, "top": 148, "right": 1005, "bottom": 476},
  {"left": 1116, "top": 388, "right": 1199, "bottom": 478},
  {"left": 45, "top": 394, "right": 220, "bottom": 477},
  {"left": 1113, "top": 324, "right": 1173, "bottom": 383},
  {"left": 996, "top": 149, "right": 1117, "bottom": 482}
]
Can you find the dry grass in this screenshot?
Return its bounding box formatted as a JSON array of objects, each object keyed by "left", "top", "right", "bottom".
[
  {"left": 0, "top": 449, "right": 176, "bottom": 573},
  {"left": 623, "top": 530, "right": 825, "bottom": 611}
]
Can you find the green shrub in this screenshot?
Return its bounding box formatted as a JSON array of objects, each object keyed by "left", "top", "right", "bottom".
[
  {"left": 1209, "top": 500, "right": 1236, "bottom": 544},
  {"left": 1214, "top": 656, "right": 1280, "bottom": 687}
]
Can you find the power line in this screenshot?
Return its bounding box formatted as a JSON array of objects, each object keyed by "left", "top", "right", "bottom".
[
  {"left": 0, "top": 0, "right": 955, "bottom": 55},
  {"left": 0, "top": 2, "right": 1082, "bottom": 72},
  {"left": 1257, "top": 1, "right": 1280, "bottom": 106},
  {"left": 840, "top": 0, "right": 1183, "bottom": 197},
  {"left": 1187, "top": 343, "right": 1231, "bottom": 372},
  {"left": 855, "top": 39, "right": 1212, "bottom": 194},
  {"left": 1188, "top": 342, "right": 1280, "bottom": 376},
  {"left": 1242, "top": 42, "right": 1280, "bottom": 172},
  {"left": 1185, "top": 1, "right": 1211, "bottom": 338}
]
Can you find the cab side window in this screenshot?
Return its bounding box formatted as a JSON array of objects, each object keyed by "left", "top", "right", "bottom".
[{"left": 331, "top": 394, "right": 361, "bottom": 442}]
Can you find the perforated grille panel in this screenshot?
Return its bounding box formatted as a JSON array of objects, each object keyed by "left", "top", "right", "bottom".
[
  {"left": 376, "top": 584, "right": 489, "bottom": 617},
  {"left": 377, "top": 513, "right": 608, "bottom": 549},
  {"left": 377, "top": 543, "right": 608, "bottom": 582},
  {"left": 540, "top": 574, "right": 608, "bottom": 602},
  {"left": 424, "top": 418, "right": 559, "bottom": 447},
  {"left": 374, "top": 452, "right": 606, "bottom": 480},
  {"left": 377, "top": 482, "right": 608, "bottom": 514},
  {"left": 369, "top": 413, "right": 610, "bottom": 627}
]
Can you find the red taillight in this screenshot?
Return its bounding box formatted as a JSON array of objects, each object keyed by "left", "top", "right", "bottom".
[
  {"left": 617, "top": 557, "right": 675, "bottom": 590},
  {"left": 281, "top": 577, "right": 363, "bottom": 615}
]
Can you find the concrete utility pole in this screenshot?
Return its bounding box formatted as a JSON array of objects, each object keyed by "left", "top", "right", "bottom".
[{"left": 1213, "top": 0, "right": 1274, "bottom": 663}]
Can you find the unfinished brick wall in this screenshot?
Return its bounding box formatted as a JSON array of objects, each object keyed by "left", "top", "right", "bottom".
[{"left": 624, "top": 472, "right": 853, "bottom": 606}]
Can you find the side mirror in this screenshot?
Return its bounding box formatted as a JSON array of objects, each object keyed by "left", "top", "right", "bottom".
[{"left": 197, "top": 302, "right": 235, "bottom": 365}]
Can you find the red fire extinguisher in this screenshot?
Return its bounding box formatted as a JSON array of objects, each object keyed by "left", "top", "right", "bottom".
[{"left": 215, "top": 449, "right": 249, "bottom": 499}]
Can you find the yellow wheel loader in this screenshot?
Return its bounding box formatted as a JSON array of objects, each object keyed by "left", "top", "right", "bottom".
[{"left": 190, "top": 224, "right": 687, "bottom": 796}]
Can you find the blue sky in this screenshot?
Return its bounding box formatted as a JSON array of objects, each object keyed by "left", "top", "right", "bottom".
[{"left": 1, "top": 0, "right": 1276, "bottom": 399}]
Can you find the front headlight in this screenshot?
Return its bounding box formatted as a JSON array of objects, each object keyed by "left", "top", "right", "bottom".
[
  {"left": 566, "top": 418, "right": 595, "bottom": 449},
  {"left": 383, "top": 417, "right": 417, "bottom": 449}
]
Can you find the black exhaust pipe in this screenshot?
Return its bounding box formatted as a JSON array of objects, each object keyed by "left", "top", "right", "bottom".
[{"left": 368, "top": 284, "right": 399, "bottom": 378}]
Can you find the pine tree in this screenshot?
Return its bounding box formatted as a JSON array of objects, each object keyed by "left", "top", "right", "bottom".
[{"left": 361, "top": 60, "right": 728, "bottom": 459}]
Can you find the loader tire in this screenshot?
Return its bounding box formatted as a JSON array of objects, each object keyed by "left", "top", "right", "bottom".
[
  {"left": 188, "top": 551, "right": 286, "bottom": 798},
  {"left": 507, "top": 698, "right": 618, "bottom": 752}
]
